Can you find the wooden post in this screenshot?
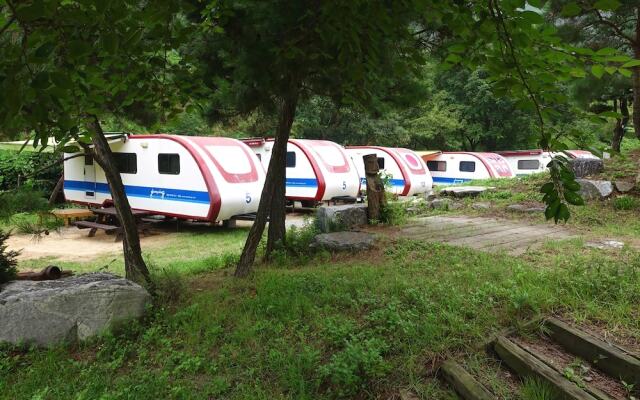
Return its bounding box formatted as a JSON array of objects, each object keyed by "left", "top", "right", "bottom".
[{"left": 363, "top": 154, "right": 386, "bottom": 222}]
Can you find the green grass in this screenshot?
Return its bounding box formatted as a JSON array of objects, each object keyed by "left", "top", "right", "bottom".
[
  {"left": 16, "top": 225, "right": 249, "bottom": 276},
  {"left": 2, "top": 238, "right": 639, "bottom": 399}
]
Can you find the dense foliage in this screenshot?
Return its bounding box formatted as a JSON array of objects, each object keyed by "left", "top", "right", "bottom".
[{"left": 0, "top": 150, "right": 60, "bottom": 193}]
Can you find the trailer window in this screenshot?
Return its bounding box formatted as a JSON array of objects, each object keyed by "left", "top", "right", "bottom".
[
  {"left": 459, "top": 161, "right": 476, "bottom": 172},
  {"left": 426, "top": 160, "right": 446, "bottom": 172},
  {"left": 113, "top": 153, "right": 137, "bottom": 174},
  {"left": 158, "top": 154, "right": 180, "bottom": 175},
  {"left": 517, "top": 159, "right": 540, "bottom": 170},
  {"left": 84, "top": 154, "right": 93, "bottom": 165},
  {"left": 286, "top": 151, "right": 296, "bottom": 168},
  {"left": 377, "top": 157, "right": 385, "bottom": 169}
]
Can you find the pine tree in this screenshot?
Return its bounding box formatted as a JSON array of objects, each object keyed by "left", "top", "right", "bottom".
[{"left": 0, "top": 230, "right": 18, "bottom": 285}]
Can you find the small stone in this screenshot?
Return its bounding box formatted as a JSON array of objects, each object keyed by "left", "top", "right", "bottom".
[
  {"left": 614, "top": 180, "right": 635, "bottom": 193},
  {"left": 585, "top": 240, "right": 625, "bottom": 250},
  {"left": 576, "top": 179, "right": 613, "bottom": 201},
  {"left": 440, "top": 186, "right": 493, "bottom": 198},
  {"left": 569, "top": 158, "right": 604, "bottom": 178},
  {"left": 310, "top": 231, "right": 375, "bottom": 252},
  {"left": 506, "top": 204, "right": 546, "bottom": 213},
  {"left": 472, "top": 202, "right": 491, "bottom": 210},
  {"left": 429, "top": 198, "right": 453, "bottom": 210}
]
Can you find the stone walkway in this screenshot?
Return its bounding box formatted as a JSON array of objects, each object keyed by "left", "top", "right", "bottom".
[{"left": 399, "top": 216, "right": 576, "bottom": 255}]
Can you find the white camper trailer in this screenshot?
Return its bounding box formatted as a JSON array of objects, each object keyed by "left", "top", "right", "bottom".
[
  {"left": 346, "top": 146, "right": 433, "bottom": 196},
  {"left": 563, "top": 150, "right": 599, "bottom": 159},
  {"left": 63, "top": 134, "right": 266, "bottom": 222},
  {"left": 495, "top": 150, "right": 554, "bottom": 176},
  {"left": 243, "top": 138, "right": 361, "bottom": 203},
  {"left": 421, "top": 152, "right": 515, "bottom": 185}
]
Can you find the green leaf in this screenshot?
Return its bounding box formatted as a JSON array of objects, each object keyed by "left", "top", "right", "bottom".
[
  {"left": 604, "top": 66, "right": 617, "bottom": 75},
  {"left": 591, "top": 65, "right": 605, "bottom": 79},
  {"left": 595, "top": 47, "right": 616, "bottom": 56},
  {"left": 621, "top": 60, "right": 640, "bottom": 68},
  {"left": 599, "top": 111, "right": 622, "bottom": 119},
  {"left": 560, "top": 2, "right": 581, "bottom": 17},
  {"left": 593, "top": 0, "right": 621, "bottom": 11},
  {"left": 557, "top": 203, "right": 570, "bottom": 222},
  {"left": 569, "top": 68, "right": 586, "bottom": 78},
  {"left": 445, "top": 54, "right": 462, "bottom": 64},
  {"left": 540, "top": 182, "right": 554, "bottom": 194},
  {"left": 448, "top": 44, "right": 466, "bottom": 54},
  {"left": 618, "top": 68, "right": 632, "bottom": 78},
  {"left": 564, "top": 180, "right": 581, "bottom": 191},
  {"left": 564, "top": 190, "right": 584, "bottom": 206},
  {"left": 545, "top": 199, "right": 560, "bottom": 220},
  {"left": 520, "top": 10, "right": 544, "bottom": 24},
  {"left": 61, "top": 145, "right": 81, "bottom": 153}
]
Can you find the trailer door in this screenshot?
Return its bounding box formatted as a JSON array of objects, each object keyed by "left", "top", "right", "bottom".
[{"left": 83, "top": 154, "right": 96, "bottom": 199}]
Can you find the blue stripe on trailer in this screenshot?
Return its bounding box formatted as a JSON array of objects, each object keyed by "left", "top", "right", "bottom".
[
  {"left": 431, "top": 177, "right": 472, "bottom": 185},
  {"left": 63, "top": 180, "right": 211, "bottom": 204},
  {"left": 359, "top": 177, "right": 405, "bottom": 187},
  {"left": 286, "top": 178, "right": 318, "bottom": 188}
]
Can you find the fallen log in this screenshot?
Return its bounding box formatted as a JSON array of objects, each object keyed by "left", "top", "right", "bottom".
[{"left": 16, "top": 266, "right": 73, "bottom": 281}]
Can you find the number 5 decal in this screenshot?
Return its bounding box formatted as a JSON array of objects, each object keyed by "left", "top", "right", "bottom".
[
  {"left": 342, "top": 181, "right": 347, "bottom": 190},
  {"left": 245, "top": 193, "right": 252, "bottom": 204}
]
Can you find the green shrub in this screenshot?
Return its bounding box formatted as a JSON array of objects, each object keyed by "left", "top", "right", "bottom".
[
  {"left": 380, "top": 200, "right": 408, "bottom": 225},
  {"left": 0, "top": 187, "right": 50, "bottom": 219},
  {"left": 0, "top": 149, "right": 61, "bottom": 193},
  {"left": 0, "top": 230, "right": 19, "bottom": 285},
  {"left": 613, "top": 195, "right": 639, "bottom": 211}
]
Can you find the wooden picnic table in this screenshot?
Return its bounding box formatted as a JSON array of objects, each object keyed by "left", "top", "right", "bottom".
[
  {"left": 48, "top": 208, "right": 95, "bottom": 226},
  {"left": 73, "top": 207, "right": 151, "bottom": 241}
]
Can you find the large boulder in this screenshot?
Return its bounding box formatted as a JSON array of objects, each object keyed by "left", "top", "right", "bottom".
[
  {"left": 316, "top": 204, "right": 368, "bottom": 233},
  {"left": 506, "top": 203, "right": 546, "bottom": 213},
  {"left": 576, "top": 179, "right": 613, "bottom": 201},
  {"left": 0, "top": 273, "right": 151, "bottom": 346},
  {"left": 614, "top": 180, "right": 635, "bottom": 193},
  {"left": 310, "top": 231, "right": 375, "bottom": 252},
  {"left": 440, "top": 186, "right": 492, "bottom": 198},
  {"left": 569, "top": 158, "right": 604, "bottom": 178}
]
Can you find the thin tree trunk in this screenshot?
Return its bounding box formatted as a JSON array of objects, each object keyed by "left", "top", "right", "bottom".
[
  {"left": 235, "top": 90, "right": 298, "bottom": 277},
  {"left": 266, "top": 93, "right": 298, "bottom": 257},
  {"left": 633, "top": 12, "right": 640, "bottom": 138},
  {"left": 364, "top": 154, "right": 386, "bottom": 221},
  {"left": 612, "top": 98, "right": 624, "bottom": 153},
  {"left": 48, "top": 175, "right": 64, "bottom": 206},
  {"left": 87, "top": 117, "right": 153, "bottom": 289}
]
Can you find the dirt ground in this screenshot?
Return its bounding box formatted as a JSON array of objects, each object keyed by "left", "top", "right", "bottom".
[{"left": 7, "top": 213, "right": 309, "bottom": 263}]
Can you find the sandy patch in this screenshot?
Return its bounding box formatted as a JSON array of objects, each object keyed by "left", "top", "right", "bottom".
[{"left": 7, "top": 226, "right": 175, "bottom": 262}]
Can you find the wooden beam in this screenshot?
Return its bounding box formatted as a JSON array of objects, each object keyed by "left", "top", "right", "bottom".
[{"left": 440, "top": 360, "right": 494, "bottom": 400}]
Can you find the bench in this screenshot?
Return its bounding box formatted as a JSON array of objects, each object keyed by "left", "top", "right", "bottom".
[{"left": 73, "top": 220, "right": 121, "bottom": 241}]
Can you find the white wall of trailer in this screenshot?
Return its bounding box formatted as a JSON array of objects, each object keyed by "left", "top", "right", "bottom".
[
  {"left": 497, "top": 151, "right": 553, "bottom": 176},
  {"left": 63, "top": 135, "right": 265, "bottom": 222},
  {"left": 426, "top": 152, "right": 515, "bottom": 185},
  {"left": 346, "top": 147, "right": 432, "bottom": 196},
  {"left": 250, "top": 139, "right": 360, "bottom": 201}
]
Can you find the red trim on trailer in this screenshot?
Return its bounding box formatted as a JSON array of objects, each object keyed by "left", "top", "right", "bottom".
[
  {"left": 130, "top": 135, "right": 222, "bottom": 221},
  {"left": 239, "top": 137, "right": 266, "bottom": 147},
  {"left": 495, "top": 149, "right": 543, "bottom": 157},
  {"left": 441, "top": 152, "right": 513, "bottom": 178},
  {"left": 347, "top": 146, "right": 412, "bottom": 196},
  {"left": 303, "top": 140, "right": 351, "bottom": 174},
  {"left": 289, "top": 139, "right": 326, "bottom": 201},
  {"left": 187, "top": 137, "right": 260, "bottom": 183}
]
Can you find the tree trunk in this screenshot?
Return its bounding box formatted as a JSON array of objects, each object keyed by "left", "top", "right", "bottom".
[
  {"left": 612, "top": 98, "right": 624, "bottom": 153},
  {"left": 48, "top": 175, "right": 64, "bottom": 206},
  {"left": 364, "top": 153, "right": 386, "bottom": 222},
  {"left": 87, "top": 117, "right": 153, "bottom": 289},
  {"left": 266, "top": 92, "right": 298, "bottom": 257},
  {"left": 633, "top": 16, "right": 640, "bottom": 138},
  {"left": 235, "top": 91, "right": 298, "bottom": 277}
]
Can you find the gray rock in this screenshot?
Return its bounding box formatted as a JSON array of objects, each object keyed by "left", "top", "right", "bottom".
[
  {"left": 472, "top": 202, "right": 492, "bottom": 210},
  {"left": 316, "top": 204, "right": 368, "bottom": 233},
  {"left": 440, "top": 186, "right": 493, "bottom": 198},
  {"left": 614, "top": 180, "right": 635, "bottom": 193},
  {"left": 569, "top": 158, "right": 604, "bottom": 178},
  {"left": 585, "top": 240, "right": 625, "bottom": 250},
  {"left": 429, "top": 198, "right": 453, "bottom": 210},
  {"left": 506, "top": 204, "right": 546, "bottom": 213},
  {"left": 0, "top": 273, "right": 151, "bottom": 346},
  {"left": 577, "top": 179, "right": 613, "bottom": 201},
  {"left": 310, "top": 231, "right": 375, "bottom": 252}
]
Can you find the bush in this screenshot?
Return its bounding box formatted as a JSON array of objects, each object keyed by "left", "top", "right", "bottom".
[
  {"left": 0, "top": 187, "right": 50, "bottom": 219},
  {"left": 613, "top": 195, "right": 640, "bottom": 211},
  {"left": 0, "top": 150, "right": 61, "bottom": 193},
  {"left": 0, "top": 230, "right": 19, "bottom": 285},
  {"left": 380, "top": 200, "right": 408, "bottom": 225}
]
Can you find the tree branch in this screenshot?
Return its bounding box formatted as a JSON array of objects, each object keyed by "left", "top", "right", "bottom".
[{"left": 592, "top": 9, "right": 636, "bottom": 44}]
